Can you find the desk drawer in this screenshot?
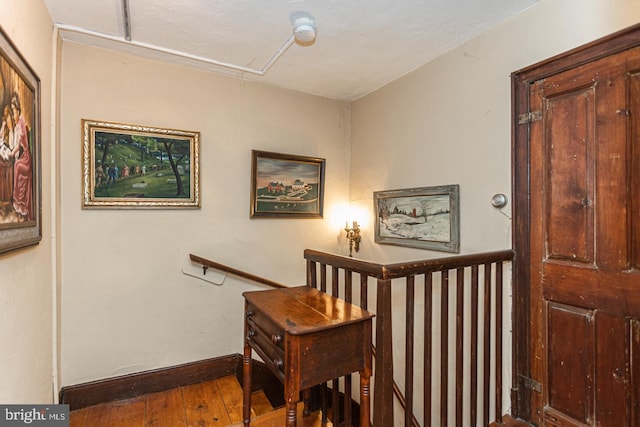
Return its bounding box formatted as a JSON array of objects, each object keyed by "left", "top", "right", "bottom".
[
  {"left": 246, "top": 319, "right": 285, "bottom": 377},
  {"left": 246, "top": 303, "right": 285, "bottom": 350}
]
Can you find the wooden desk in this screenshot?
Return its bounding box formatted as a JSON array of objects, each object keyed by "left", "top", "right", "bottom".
[{"left": 242, "top": 286, "right": 374, "bottom": 427}]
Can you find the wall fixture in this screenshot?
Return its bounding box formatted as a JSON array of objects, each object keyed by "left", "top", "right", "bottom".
[
  {"left": 491, "top": 193, "right": 512, "bottom": 220},
  {"left": 180, "top": 255, "right": 226, "bottom": 286},
  {"left": 345, "top": 221, "right": 361, "bottom": 257},
  {"left": 490, "top": 193, "right": 508, "bottom": 209},
  {"left": 55, "top": 10, "right": 317, "bottom": 77}
]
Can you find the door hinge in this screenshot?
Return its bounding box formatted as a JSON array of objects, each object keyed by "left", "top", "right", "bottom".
[
  {"left": 518, "top": 110, "right": 542, "bottom": 124},
  {"left": 518, "top": 374, "right": 543, "bottom": 393}
]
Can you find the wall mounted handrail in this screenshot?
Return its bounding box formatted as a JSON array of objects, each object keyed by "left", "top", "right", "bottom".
[{"left": 189, "top": 254, "right": 288, "bottom": 289}]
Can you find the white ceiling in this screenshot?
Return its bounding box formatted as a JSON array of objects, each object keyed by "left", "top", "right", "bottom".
[{"left": 43, "top": 0, "right": 538, "bottom": 101}]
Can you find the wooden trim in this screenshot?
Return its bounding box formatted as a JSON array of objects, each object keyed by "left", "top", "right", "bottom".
[
  {"left": 60, "top": 353, "right": 284, "bottom": 411},
  {"left": 511, "top": 70, "right": 533, "bottom": 420},
  {"left": 513, "top": 23, "right": 640, "bottom": 83}
]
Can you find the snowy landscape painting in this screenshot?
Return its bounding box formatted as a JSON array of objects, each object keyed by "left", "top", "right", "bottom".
[{"left": 374, "top": 185, "right": 460, "bottom": 253}]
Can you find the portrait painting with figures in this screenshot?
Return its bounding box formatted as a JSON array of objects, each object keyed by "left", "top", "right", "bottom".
[{"left": 0, "top": 27, "right": 41, "bottom": 255}]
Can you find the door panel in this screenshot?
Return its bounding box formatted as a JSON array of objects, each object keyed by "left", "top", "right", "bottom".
[
  {"left": 544, "top": 86, "right": 596, "bottom": 264},
  {"left": 528, "top": 46, "right": 640, "bottom": 426},
  {"left": 594, "top": 312, "right": 629, "bottom": 425},
  {"left": 545, "top": 303, "right": 594, "bottom": 426}
]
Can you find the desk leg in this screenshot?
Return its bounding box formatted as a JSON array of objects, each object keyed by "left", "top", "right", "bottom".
[
  {"left": 286, "top": 400, "right": 298, "bottom": 427},
  {"left": 359, "top": 370, "right": 371, "bottom": 427},
  {"left": 302, "top": 389, "right": 311, "bottom": 416},
  {"left": 243, "top": 332, "right": 252, "bottom": 426}
]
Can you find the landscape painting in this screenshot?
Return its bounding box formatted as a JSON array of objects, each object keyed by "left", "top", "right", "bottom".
[
  {"left": 374, "top": 185, "right": 460, "bottom": 252},
  {"left": 0, "top": 27, "right": 41, "bottom": 255},
  {"left": 82, "top": 120, "right": 200, "bottom": 209},
  {"left": 250, "top": 150, "right": 325, "bottom": 218}
]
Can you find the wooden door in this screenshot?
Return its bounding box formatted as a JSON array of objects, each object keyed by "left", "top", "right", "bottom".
[{"left": 513, "top": 26, "right": 640, "bottom": 427}]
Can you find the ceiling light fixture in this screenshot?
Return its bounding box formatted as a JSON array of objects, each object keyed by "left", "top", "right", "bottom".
[
  {"left": 290, "top": 11, "right": 317, "bottom": 44},
  {"left": 54, "top": 10, "right": 317, "bottom": 77}
]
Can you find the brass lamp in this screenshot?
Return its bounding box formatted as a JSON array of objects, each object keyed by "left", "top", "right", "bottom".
[{"left": 345, "top": 221, "right": 361, "bottom": 257}]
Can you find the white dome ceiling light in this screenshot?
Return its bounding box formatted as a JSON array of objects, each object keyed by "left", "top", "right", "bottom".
[{"left": 290, "top": 11, "right": 317, "bottom": 45}]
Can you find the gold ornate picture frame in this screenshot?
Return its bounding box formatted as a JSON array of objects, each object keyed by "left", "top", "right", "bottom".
[{"left": 82, "top": 119, "right": 200, "bottom": 209}]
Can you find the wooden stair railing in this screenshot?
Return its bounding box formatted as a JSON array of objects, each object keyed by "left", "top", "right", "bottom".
[
  {"left": 190, "top": 249, "right": 515, "bottom": 427},
  {"left": 189, "top": 253, "right": 415, "bottom": 426},
  {"left": 304, "top": 249, "right": 515, "bottom": 427}
]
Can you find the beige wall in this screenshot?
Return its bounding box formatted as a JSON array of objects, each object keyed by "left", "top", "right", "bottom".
[
  {"left": 350, "top": 0, "right": 640, "bottom": 422},
  {"left": 58, "top": 43, "right": 351, "bottom": 386},
  {"left": 352, "top": 0, "right": 640, "bottom": 262},
  {"left": 0, "top": 0, "right": 55, "bottom": 403},
  {"left": 2, "top": 0, "right": 639, "bottom": 410}
]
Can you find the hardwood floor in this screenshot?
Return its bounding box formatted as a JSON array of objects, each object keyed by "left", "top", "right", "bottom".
[{"left": 69, "top": 375, "right": 331, "bottom": 427}]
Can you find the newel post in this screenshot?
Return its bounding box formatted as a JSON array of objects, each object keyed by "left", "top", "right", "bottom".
[{"left": 373, "top": 278, "right": 393, "bottom": 426}]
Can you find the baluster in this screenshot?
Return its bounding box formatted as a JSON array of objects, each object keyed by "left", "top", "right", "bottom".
[
  {"left": 332, "top": 378, "right": 340, "bottom": 424},
  {"left": 360, "top": 274, "right": 368, "bottom": 310},
  {"left": 495, "top": 262, "right": 504, "bottom": 422},
  {"left": 373, "top": 278, "right": 394, "bottom": 427},
  {"left": 441, "top": 269, "right": 449, "bottom": 427},
  {"left": 470, "top": 264, "right": 479, "bottom": 427},
  {"left": 344, "top": 269, "right": 353, "bottom": 426},
  {"left": 331, "top": 266, "right": 340, "bottom": 423},
  {"left": 332, "top": 266, "right": 339, "bottom": 298},
  {"left": 318, "top": 261, "right": 328, "bottom": 423},
  {"left": 405, "top": 275, "right": 415, "bottom": 427},
  {"left": 307, "top": 260, "right": 317, "bottom": 289},
  {"left": 320, "top": 262, "right": 327, "bottom": 292},
  {"left": 483, "top": 262, "right": 492, "bottom": 426},
  {"left": 424, "top": 272, "right": 433, "bottom": 427},
  {"left": 455, "top": 267, "right": 464, "bottom": 427},
  {"left": 344, "top": 374, "right": 352, "bottom": 426}
]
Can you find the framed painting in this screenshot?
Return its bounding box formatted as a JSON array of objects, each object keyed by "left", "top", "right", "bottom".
[
  {"left": 82, "top": 119, "right": 200, "bottom": 209},
  {"left": 0, "top": 27, "right": 42, "bottom": 255},
  {"left": 250, "top": 150, "right": 325, "bottom": 218},
  {"left": 374, "top": 184, "right": 460, "bottom": 253}
]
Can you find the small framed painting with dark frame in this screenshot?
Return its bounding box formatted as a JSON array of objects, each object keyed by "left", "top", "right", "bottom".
[
  {"left": 374, "top": 184, "right": 460, "bottom": 253},
  {"left": 250, "top": 150, "right": 325, "bottom": 218}
]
